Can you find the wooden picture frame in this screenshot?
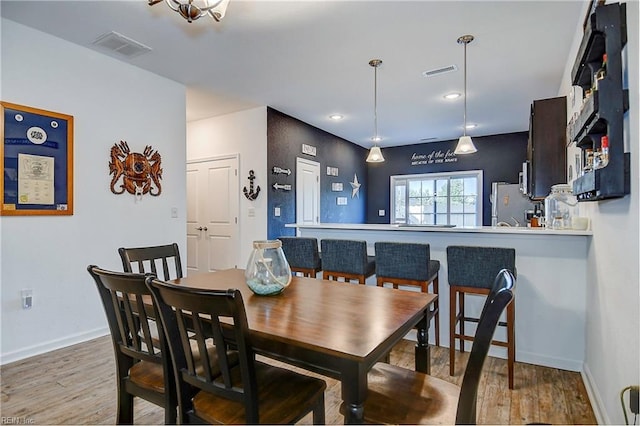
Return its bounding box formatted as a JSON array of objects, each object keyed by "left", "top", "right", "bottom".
[{"left": 1, "top": 102, "right": 74, "bottom": 215}]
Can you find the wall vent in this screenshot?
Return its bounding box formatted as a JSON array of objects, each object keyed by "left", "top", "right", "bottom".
[
  {"left": 92, "top": 31, "right": 152, "bottom": 59},
  {"left": 422, "top": 65, "right": 457, "bottom": 77}
]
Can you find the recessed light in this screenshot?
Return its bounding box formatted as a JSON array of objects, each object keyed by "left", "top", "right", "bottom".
[
  {"left": 465, "top": 123, "right": 477, "bottom": 129},
  {"left": 329, "top": 114, "right": 343, "bottom": 120},
  {"left": 371, "top": 136, "right": 382, "bottom": 142},
  {"left": 444, "top": 92, "right": 461, "bottom": 100}
]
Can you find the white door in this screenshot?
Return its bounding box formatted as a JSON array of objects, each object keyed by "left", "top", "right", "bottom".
[
  {"left": 186, "top": 155, "right": 239, "bottom": 275},
  {"left": 296, "top": 157, "right": 320, "bottom": 225}
]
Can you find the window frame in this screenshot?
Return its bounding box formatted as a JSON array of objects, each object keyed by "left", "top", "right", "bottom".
[{"left": 390, "top": 170, "right": 483, "bottom": 226}]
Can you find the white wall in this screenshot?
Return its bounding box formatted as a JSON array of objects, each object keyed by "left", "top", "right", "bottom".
[
  {"left": 0, "top": 19, "right": 187, "bottom": 363},
  {"left": 559, "top": 2, "right": 639, "bottom": 424},
  {"left": 187, "top": 107, "right": 268, "bottom": 266}
]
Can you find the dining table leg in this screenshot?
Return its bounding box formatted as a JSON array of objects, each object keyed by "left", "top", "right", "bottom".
[
  {"left": 341, "top": 363, "right": 367, "bottom": 424},
  {"left": 415, "top": 312, "right": 431, "bottom": 374}
]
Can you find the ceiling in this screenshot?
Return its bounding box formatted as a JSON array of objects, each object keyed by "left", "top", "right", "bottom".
[{"left": 1, "top": 0, "right": 585, "bottom": 148}]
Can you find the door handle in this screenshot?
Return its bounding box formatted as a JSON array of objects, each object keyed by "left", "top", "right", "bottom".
[{"left": 196, "top": 226, "right": 208, "bottom": 231}]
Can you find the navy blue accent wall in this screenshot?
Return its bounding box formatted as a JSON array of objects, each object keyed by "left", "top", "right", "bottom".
[
  {"left": 366, "top": 132, "right": 528, "bottom": 225},
  {"left": 267, "top": 108, "right": 369, "bottom": 239}
]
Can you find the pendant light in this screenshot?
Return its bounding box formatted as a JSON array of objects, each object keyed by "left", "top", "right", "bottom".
[
  {"left": 366, "top": 59, "right": 385, "bottom": 163},
  {"left": 454, "top": 35, "right": 477, "bottom": 155}
]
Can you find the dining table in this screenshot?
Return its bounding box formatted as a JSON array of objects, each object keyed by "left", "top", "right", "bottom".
[{"left": 171, "top": 268, "right": 437, "bottom": 424}]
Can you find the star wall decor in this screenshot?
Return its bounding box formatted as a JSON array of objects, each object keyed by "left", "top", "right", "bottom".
[{"left": 350, "top": 173, "right": 361, "bottom": 198}]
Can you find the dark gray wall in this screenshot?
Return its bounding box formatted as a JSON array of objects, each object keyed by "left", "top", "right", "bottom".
[
  {"left": 267, "top": 108, "right": 369, "bottom": 239},
  {"left": 266, "top": 107, "right": 528, "bottom": 232},
  {"left": 366, "top": 132, "right": 529, "bottom": 225}
]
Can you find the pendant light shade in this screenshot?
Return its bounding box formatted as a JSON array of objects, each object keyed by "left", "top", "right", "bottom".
[
  {"left": 366, "top": 146, "right": 384, "bottom": 162},
  {"left": 454, "top": 34, "right": 477, "bottom": 155},
  {"left": 366, "top": 59, "right": 385, "bottom": 163}
]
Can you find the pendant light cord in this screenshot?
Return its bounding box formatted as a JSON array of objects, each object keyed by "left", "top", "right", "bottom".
[
  {"left": 374, "top": 64, "right": 378, "bottom": 141},
  {"left": 463, "top": 40, "right": 467, "bottom": 136}
]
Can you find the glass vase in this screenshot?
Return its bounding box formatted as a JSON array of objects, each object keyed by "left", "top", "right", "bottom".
[{"left": 245, "top": 240, "right": 292, "bottom": 296}]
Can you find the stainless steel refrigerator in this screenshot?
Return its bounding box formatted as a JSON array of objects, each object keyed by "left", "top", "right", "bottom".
[{"left": 490, "top": 182, "right": 536, "bottom": 226}]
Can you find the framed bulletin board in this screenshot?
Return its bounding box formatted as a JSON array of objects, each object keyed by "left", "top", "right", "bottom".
[{"left": 1, "top": 102, "right": 74, "bottom": 216}]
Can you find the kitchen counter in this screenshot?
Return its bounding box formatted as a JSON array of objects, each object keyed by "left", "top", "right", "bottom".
[
  {"left": 286, "top": 222, "right": 592, "bottom": 236},
  {"left": 286, "top": 222, "right": 591, "bottom": 372}
]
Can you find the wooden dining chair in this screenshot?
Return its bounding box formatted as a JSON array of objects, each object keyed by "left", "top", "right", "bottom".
[
  {"left": 87, "top": 265, "right": 177, "bottom": 424},
  {"left": 357, "top": 269, "right": 516, "bottom": 425},
  {"left": 119, "top": 243, "right": 183, "bottom": 281},
  {"left": 146, "top": 277, "right": 327, "bottom": 425}
]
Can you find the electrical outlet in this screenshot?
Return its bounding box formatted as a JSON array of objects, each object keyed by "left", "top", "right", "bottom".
[{"left": 21, "top": 289, "right": 33, "bottom": 309}]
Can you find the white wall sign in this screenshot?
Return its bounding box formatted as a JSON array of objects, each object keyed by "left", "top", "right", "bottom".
[
  {"left": 301, "top": 144, "right": 317, "bottom": 156},
  {"left": 411, "top": 149, "right": 458, "bottom": 166},
  {"left": 331, "top": 182, "right": 343, "bottom": 192},
  {"left": 336, "top": 197, "right": 348, "bottom": 205}
]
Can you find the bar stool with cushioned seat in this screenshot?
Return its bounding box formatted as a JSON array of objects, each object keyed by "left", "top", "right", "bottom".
[
  {"left": 375, "top": 241, "right": 441, "bottom": 346},
  {"left": 321, "top": 239, "right": 375, "bottom": 284},
  {"left": 278, "top": 236, "right": 322, "bottom": 277},
  {"left": 446, "top": 245, "right": 517, "bottom": 389}
]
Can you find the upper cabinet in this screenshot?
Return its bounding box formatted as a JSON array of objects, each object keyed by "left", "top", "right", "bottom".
[
  {"left": 526, "top": 96, "right": 567, "bottom": 200},
  {"left": 568, "top": 2, "right": 629, "bottom": 201}
]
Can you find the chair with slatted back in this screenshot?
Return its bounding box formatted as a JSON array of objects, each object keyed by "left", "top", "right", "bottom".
[
  {"left": 375, "top": 241, "right": 441, "bottom": 346},
  {"left": 447, "top": 245, "right": 517, "bottom": 389},
  {"left": 146, "top": 276, "right": 327, "bottom": 425},
  {"left": 321, "top": 239, "right": 375, "bottom": 284},
  {"left": 278, "top": 236, "right": 322, "bottom": 278},
  {"left": 119, "top": 243, "right": 183, "bottom": 281},
  {"left": 358, "top": 269, "right": 516, "bottom": 425},
  {"left": 87, "top": 265, "right": 177, "bottom": 424}
]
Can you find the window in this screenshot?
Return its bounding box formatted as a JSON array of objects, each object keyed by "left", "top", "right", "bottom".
[{"left": 391, "top": 170, "right": 483, "bottom": 226}]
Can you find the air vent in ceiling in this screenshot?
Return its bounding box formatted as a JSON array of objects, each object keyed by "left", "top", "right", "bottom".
[
  {"left": 92, "top": 31, "right": 152, "bottom": 59},
  {"left": 422, "top": 64, "right": 457, "bottom": 78},
  {"left": 420, "top": 137, "right": 438, "bottom": 142}
]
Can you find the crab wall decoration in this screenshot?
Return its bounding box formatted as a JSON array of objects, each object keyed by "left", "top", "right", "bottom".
[{"left": 109, "top": 141, "right": 162, "bottom": 198}]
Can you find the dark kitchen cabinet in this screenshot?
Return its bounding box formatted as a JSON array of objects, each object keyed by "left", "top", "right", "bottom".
[
  {"left": 526, "top": 96, "right": 567, "bottom": 200},
  {"left": 568, "top": 2, "right": 629, "bottom": 201}
]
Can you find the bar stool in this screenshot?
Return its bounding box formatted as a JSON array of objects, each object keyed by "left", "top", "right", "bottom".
[
  {"left": 375, "top": 242, "right": 440, "bottom": 346},
  {"left": 320, "top": 239, "right": 375, "bottom": 284},
  {"left": 278, "top": 237, "right": 322, "bottom": 278},
  {"left": 446, "top": 245, "right": 516, "bottom": 389}
]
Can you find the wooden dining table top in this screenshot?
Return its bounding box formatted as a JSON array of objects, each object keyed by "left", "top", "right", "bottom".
[{"left": 171, "top": 268, "right": 436, "bottom": 362}]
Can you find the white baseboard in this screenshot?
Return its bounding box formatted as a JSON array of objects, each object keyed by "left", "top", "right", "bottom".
[
  {"left": 582, "top": 362, "right": 609, "bottom": 425},
  {"left": 0, "top": 327, "right": 109, "bottom": 366}
]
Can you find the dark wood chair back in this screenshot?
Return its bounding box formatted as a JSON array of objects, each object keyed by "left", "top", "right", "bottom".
[
  {"left": 118, "top": 243, "right": 183, "bottom": 281},
  {"left": 456, "top": 268, "right": 515, "bottom": 424},
  {"left": 361, "top": 269, "right": 515, "bottom": 425},
  {"left": 87, "top": 265, "right": 176, "bottom": 424},
  {"left": 146, "top": 277, "right": 327, "bottom": 424}
]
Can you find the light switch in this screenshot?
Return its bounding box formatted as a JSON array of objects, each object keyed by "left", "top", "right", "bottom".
[
  {"left": 171, "top": 207, "right": 178, "bottom": 218},
  {"left": 248, "top": 207, "right": 255, "bottom": 217},
  {"left": 378, "top": 209, "right": 385, "bottom": 216},
  {"left": 274, "top": 207, "right": 281, "bottom": 217}
]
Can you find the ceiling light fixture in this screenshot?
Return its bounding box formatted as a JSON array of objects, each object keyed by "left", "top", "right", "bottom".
[
  {"left": 329, "top": 114, "right": 344, "bottom": 120},
  {"left": 444, "top": 92, "right": 461, "bottom": 100},
  {"left": 454, "top": 34, "right": 478, "bottom": 155},
  {"left": 148, "top": 0, "right": 230, "bottom": 23},
  {"left": 366, "top": 59, "right": 385, "bottom": 163}
]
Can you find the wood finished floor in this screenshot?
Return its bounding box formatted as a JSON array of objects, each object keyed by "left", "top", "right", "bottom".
[{"left": 0, "top": 335, "right": 596, "bottom": 425}]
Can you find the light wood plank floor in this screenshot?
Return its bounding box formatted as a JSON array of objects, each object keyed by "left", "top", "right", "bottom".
[{"left": 0, "top": 336, "right": 596, "bottom": 425}]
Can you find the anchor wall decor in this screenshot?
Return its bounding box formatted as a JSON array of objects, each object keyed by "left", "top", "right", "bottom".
[
  {"left": 243, "top": 170, "right": 261, "bottom": 200},
  {"left": 109, "top": 140, "right": 162, "bottom": 199}
]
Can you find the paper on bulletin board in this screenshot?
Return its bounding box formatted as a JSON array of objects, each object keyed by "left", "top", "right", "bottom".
[{"left": 17, "top": 153, "right": 54, "bottom": 205}]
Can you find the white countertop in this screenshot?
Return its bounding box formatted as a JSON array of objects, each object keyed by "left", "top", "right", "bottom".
[{"left": 286, "top": 222, "right": 592, "bottom": 236}]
